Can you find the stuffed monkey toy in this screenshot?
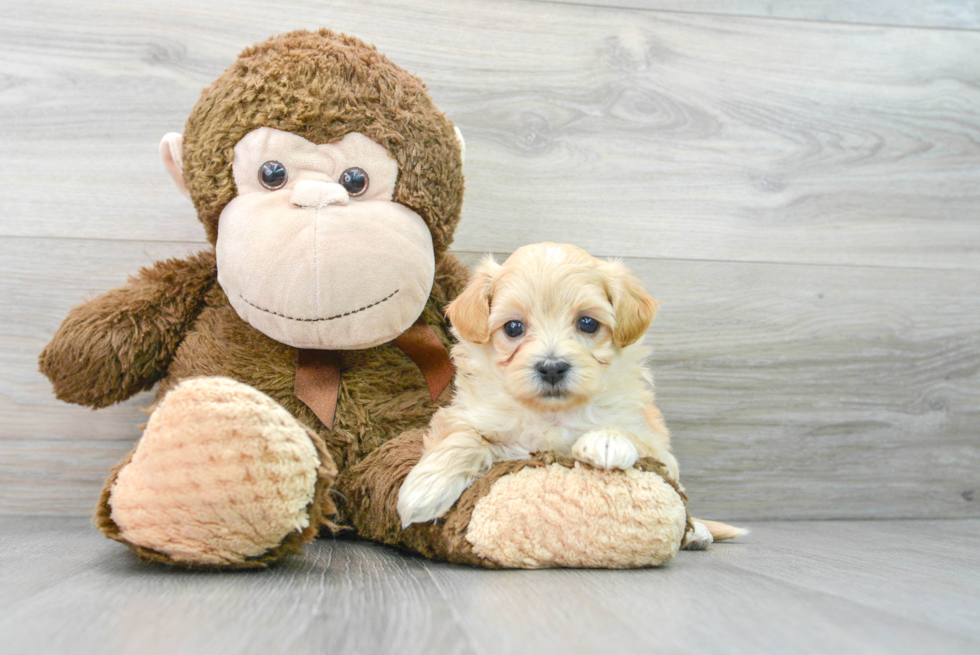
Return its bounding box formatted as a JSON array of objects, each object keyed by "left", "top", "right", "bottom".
[{"left": 39, "top": 30, "right": 690, "bottom": 568}]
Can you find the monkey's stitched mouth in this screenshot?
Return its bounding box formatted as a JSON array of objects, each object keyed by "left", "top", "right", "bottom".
[{"left": 239, "top": 289, "right": 400, "bottom": 322}]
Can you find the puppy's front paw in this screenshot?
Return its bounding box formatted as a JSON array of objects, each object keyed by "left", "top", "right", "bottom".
[
  {"left": 682, "top": 521, "right": 714, "bottom": 550},
  {"left": 397, "top": 466, "right": 471, "bottom": 528},
  {"left": 572, "top": 428, "right": 639, "bottom": 470}
]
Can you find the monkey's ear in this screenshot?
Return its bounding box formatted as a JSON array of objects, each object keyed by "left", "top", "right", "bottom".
[
  {"left": 601, "top": 260, "right": 659, "bottom": 348},
  {"left": 453, "top": 125, "right": 466, "bottom": 164},
  {"left": 160, "top": 133, "right": 191, "bottom": 199},
  {"left": 446, "top": 256, "right": 499, "bottom": 344}
]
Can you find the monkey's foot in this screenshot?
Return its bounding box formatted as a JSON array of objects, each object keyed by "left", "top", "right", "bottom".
[
  {"left": 96, "top": 377, "right": 337, "bottom": 568},
  {"left": 341, "top": 431, "right": 691, "bottom": 568}
]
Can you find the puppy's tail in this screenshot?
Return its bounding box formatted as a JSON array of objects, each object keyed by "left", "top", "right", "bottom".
[{"left": 691, "top": 518, "right": 748, "bottom": 541}]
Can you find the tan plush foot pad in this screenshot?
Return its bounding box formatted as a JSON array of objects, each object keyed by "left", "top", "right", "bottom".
[
  {"left": 464, "top": 457, "right": 689, "bottom": 568},
  {"left": 340, "top": 430, "right": 690, "bottom": 569},
  {"left": 96, "top": 377, "right": 337, "bottom": 568}
]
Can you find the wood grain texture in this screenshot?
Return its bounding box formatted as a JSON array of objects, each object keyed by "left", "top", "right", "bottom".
[
  {"left": 428, "top": 522, "right": 980, "bottom": 653},
  {"left": 1, "top": 1, "right": 978, "bottom": 520},
  {"left": 1, "top": 516, "right": 978, "bottom": 654},
  {"left": 4, "top": 238, "right": 978, "bottom": 519},
  {"left": 1, "top": 0, "right": 979, "bottom": 270},
  {"left": 531, "top": 0, "right": 980, "bottom": 31},
  {"left": 0, "top": 439, "right": 139, "bottom": 515},
  {"left": 711, "top": 520, "right": 980, "bottom": 641},
  {"left": 0, "top": 516, "right": 477, "bottom": 655}
]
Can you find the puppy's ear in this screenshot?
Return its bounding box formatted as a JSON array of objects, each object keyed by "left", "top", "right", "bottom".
[
  {"left": 446, "top": 256, "right": 500, "bottom": 343},
  {"left": 601, "top": 261, "right": 659, "bottom": 348}
]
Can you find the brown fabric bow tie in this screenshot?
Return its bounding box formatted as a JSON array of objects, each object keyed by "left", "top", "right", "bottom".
[{"left": 293, "top": 317, "right": 455, "bottom": 430}]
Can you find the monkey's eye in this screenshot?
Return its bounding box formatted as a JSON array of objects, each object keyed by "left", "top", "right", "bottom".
[
  {"left": 339, "top": 167, "right": 369, "bottom": 197},
  {"left": 258, "top": 161, "right": 287, "bottom": 190},
  {"left": 577, "top": 317, "right": 600, "bottom": 334},
  {"left": 503, "top": 321, "right": 525, "bottom": 338}
]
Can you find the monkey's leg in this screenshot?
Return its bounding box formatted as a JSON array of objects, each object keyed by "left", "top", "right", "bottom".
[
  {"left": 338, "top": 431, "right": 692, "bottom": 568},
  {"left": 96, "top": 377, "right": 337, "bottom": 568}
]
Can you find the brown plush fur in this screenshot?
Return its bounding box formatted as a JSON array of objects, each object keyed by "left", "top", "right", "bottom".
[
  {"left": 71, "top": 247, "right": 468, "bottom": 567},
  {"left": 38, "top": 250, "right": 217, "bottom": 408},
  {"left": 39, "top": 30, "right": 472, "bottom": 565},
  {"left": 40, "top": 29, "right": 469, "bottom": 473}
]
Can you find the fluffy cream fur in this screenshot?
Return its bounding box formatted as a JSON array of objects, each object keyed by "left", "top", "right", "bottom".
[{"left": 398, "top": 243, "right": 679, "bottom": 527}]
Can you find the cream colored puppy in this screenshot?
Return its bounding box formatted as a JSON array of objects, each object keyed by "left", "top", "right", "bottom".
[{"left": 397, "top": 243, "right": 739, "bottom": 547}]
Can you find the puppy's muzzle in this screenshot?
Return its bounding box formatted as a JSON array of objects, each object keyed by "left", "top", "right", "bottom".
[{"left": 535, "top": 358, "right": 571, "bottom": 387}]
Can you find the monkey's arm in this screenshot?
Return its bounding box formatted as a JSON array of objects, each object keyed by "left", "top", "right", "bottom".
[
  {"left": 339, "top": 430, "right": 691, "bottom": 568},
  {"left": 39, "top": 249, "right": 217, "bottom": 408}
]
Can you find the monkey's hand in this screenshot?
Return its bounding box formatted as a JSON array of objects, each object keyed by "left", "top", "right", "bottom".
[
  {"left": 39, "top": 249, "right": 216, "bottom": 408},
  {"left": 341, "top": 431, "right": 690, "bottom": 569}
]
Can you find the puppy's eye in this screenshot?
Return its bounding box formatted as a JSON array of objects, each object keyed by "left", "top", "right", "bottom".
[
  {"left": 577, "top": 317, "right": 600, "bottom": 334},
  {"left": 339, "top": 167, "right": 369, "bottom": 197},
  {"left": 503, "top": 321, "right": 525, "bottom": 338},
  {"left": 258, "top": 161, "right": 287, "bottom": 190}
]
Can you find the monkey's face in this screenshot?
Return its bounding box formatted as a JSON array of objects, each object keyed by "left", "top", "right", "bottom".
[{"left": 215, "top": 127, "right": 435, "bottom": 350}]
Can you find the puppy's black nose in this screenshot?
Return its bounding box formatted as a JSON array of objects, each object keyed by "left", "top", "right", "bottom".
[{"left": 535, "top": 359, "right": 571, "bottom": 385}]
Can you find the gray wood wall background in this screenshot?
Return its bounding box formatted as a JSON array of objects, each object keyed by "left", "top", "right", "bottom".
[{"left": 1, "top": 0, "right": 977, "bottom": 521}]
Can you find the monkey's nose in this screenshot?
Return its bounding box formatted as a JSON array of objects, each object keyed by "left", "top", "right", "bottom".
[
  {"left": 290, "top": 180, "right": 350, "bottom": 208},
  {"left": 535, "top": 358, "right": 571, "bottom": 386}
]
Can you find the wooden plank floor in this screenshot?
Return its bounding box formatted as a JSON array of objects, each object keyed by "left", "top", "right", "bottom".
[{"left": 1, "top": 516, "right": 978, "bottom": 655}]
